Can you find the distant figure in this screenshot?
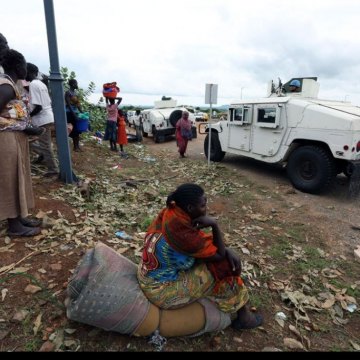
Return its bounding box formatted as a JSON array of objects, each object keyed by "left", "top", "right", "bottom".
[
  {"left": 117, "top": 108, "right": 128, "bottom": 157},
  {"left": 135, "top": 109, "right": 143, "bottom": 142},
  {"left": 104, "top": 97, "right": 122, "bottom": 151},
  {"left": 176, "top": 110, "right": 192, "bottom": 158},
  {"left": 289, "top": 79, "right": 301, "bottom": 93},
  {"left": 65, "top": 79, "right": 83, "bottom": 151},
  {"left": 26, "top": 63, "right": 58, "bottom": 177}
]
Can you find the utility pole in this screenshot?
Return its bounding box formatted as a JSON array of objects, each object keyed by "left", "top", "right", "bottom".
[
  {"left": 205, "top": 84, "right": 218, "bottom": 166},
  {"left": 43, "top": 0, "right": 75, "bottom": 183}
]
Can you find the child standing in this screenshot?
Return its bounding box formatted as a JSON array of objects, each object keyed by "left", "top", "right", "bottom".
[
  {"left": 117, "top": 109, "right": 128, "bottom": 157},
  {"left": 104, "top": 97, "right": 122, "bottom": 151}
]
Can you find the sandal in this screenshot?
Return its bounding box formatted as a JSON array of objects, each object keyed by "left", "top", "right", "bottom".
[
  {"left": 7, "top": 227, "right": 41, "bottom": 237},
  {"left": 20, "top": 217, "right": 42, "bottom": 227},
  {"left": 231, "top": 314, "right": 263, "bottom": 330}
]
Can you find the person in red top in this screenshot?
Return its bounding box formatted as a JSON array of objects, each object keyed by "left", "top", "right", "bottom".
[
  {"left": 104, "top": 97, "right": 122, "bottom": 151},
  {"left": 137, "top": 183, "right": 263, "bottom": 331},
  {"left": 176, "top": 110, "right": 193, "bottom": 158},
  {"left": 117, "top": 108, "right": 128, "bottom": 157}
]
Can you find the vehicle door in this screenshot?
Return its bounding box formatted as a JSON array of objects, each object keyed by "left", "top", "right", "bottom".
[
  {"left": 251, "top": 104, "right": 284, "bottom": 156},
  {"left": 142, "top": 111, "right": 151, "bottom": 133},
  {"left": 228, "top": 105, "right": 253, "bottom": 152}
]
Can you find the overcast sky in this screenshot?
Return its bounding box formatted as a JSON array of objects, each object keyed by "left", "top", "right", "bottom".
[{"left": 2, "top": 0, "right": 360, "bottom": 106}]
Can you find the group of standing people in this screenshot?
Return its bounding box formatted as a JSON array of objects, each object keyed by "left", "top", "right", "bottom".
[
  {"left": 0, "top": 34, "right": 43, "bottom": 236},
  {"left": 0, "top": 32, "right": 75, "bottom": 237},
  {"left": 104, "top": 97, "right": 128, "bottom": 156}
]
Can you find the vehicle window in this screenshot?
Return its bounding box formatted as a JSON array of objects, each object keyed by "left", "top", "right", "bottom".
[
  {"left": 243, "top": 107, "right": 251, "bottom": 124},
  {"left": 235, "top": 108, "right": 243, "bottom": 121},
  {"left": 230, "top": 106, "right": 252, "bottom": 124},
  {"left": 257, "top": 108, "right": 276, "bottom": 124}
]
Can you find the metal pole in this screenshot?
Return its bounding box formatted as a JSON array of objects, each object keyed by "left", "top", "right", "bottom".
[
  {"left": 43, "top": 0, "right": 75, "bottom": 183},
  {"left": 207, "top": 85, "right": 213, "bottom": 166}
]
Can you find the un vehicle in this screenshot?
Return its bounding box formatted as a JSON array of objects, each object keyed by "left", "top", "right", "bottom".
[
  {"left": 204, "top": 77, "right": 360, "bottom": 193},
  {"left": 141, "top": 98, "right": 197, "bottom": 143}
]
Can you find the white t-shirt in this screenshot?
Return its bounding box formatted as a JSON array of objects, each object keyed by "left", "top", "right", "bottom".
[{"left": 29, "top": 79, "right": 54, "bottom": 126}]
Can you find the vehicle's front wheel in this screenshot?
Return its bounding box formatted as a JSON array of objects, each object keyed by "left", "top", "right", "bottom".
[
  {"left": 152, "top": 127, "right": 165, "bottom": 143},
  {"left": 287, "top": 145, "right": 336, "bottom": 193},
  {"left": 204, "top": 131, "right": 225, "bottom": 162}
]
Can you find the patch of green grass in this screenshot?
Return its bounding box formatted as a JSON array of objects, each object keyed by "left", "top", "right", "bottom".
[
  {"left": 249, "top": 289, "right": 272, "bottom": 309},
  {"left": 239, "top": 191, "right": 256, "bottom": 203},
  {"left": 260, "top": 230, "right": 277, "bottom": 241},
  {"left": 337, "top": 260, "right": 360, "bottom": 278},
  {"left": 284, "top": 223, "right": 308, "bottom": 242},
  {"left": 159, "top": 187, "right": 170, "bottom": 196},
  {"left": 329, "top": 279, "right": 360, "bottom": 299},
  {"left": 269, "top": 239, "right": 292, "bottom": 259},
  {"left": 293, "top": 246, "right": 330, "bottom": 272},
  {"left": 330, "top": 344, "right": 345, "bottom": 352},
  {"left": 140, "top": 217, "right": 153, "bottom": 232},
  {"left": 25, "top": 338, "right": 42, "bottom": 352}
]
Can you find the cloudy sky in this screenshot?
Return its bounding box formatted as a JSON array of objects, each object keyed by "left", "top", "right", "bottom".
[{"left": 2, "top": 0, "right": 360, "bottom": 106}]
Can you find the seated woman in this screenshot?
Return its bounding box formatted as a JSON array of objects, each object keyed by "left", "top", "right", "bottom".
[{"left": 137, "top": 183, "right": 263, "bottom": 330}]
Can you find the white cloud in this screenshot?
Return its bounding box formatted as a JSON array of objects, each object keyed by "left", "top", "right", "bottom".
[{"left": 2, "top": 0, "right": 360, "bottom": 105}]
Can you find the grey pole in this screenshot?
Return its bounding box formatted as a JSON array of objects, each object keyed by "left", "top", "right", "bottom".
[
  {"left": 207, "top": 84, "right": 213, "bottom": 166},
  {"left": 43, "top": 0, "right": 75, "bottom": 183}
]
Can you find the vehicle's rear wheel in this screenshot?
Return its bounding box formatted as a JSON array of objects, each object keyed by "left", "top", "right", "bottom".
[
  {"left": 344, "top": 163, "right": 354, "bottom": 178},
  {"left": 287, "top": 145, "right": 336, "bottom": 193},
  {"left": 204, "top": 131, "right": 225, "bottom": 162}
]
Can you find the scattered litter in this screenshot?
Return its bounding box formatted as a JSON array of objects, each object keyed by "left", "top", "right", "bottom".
[
  {"left": 148, "top": 330, "right": 167, "bottom": 352},
  {"left": 275, "top": 312, "right": 287, "bottom": 321},
  {"left": 120, "top": 151, "right": 129, "bottom": 159},
  {"left": 346, "top": 304, "right": 357, "bottom": 313},
  {"left": 112, "top": 164, "right": 122, "bottom": 170},
  {"left": 91, "top": 136, "right": 103, "bottom": 144},
  {"left": 142, "top": 156, "right": 156, "bottom": 163},
  {"left": 95, "top": 131, "right": 103, "bottom": 138},
  {"left": 115, "top": 231, "right": 133, "bottom": 240}
]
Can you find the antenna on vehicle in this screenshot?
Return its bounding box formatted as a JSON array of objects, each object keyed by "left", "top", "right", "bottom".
[
  {"left": 274, "top": 78, "right": 285, "bottom": 96},
  {"left": 271, "top": 80, "right": 276, "bottom": 94}
]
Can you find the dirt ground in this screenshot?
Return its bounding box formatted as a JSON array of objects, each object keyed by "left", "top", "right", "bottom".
[{"left": 0, "top": 125, "right": 359, "bottom": 352}]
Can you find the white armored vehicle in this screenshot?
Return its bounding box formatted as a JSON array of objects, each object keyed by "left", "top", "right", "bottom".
[
  {"left": 141, "top": 98, "right": 197, "bottom": 143},
  {"left": 203, "top": 77, "right": 360, "bottom": 193}
]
